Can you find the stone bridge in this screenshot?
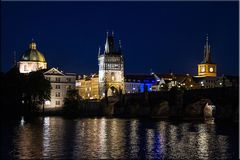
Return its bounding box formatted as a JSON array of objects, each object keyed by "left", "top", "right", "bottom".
[{"left": 114, "top": 87, "right": 238, "bottom": 121}]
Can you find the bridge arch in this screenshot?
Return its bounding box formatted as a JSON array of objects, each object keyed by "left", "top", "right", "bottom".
[{"left": 107, "top": 86, "right": 119, "bottom": 97}]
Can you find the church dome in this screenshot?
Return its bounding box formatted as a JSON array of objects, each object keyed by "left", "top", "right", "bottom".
[{"left": 20, "top": 41, "right": 46, "bottom": 62}]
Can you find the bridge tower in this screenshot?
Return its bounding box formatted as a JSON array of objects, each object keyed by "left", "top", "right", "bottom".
[{"left": 98, "top": 32, "right": 124, "bottom": 98}]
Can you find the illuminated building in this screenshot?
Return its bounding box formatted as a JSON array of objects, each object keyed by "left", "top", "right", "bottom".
[
  {"left": 76, "top": 74, "right": 100, "bottom": 99},
  {"left": 98, "top": 32, "right": 124, "bottom": 98},
  {"left": 18, "top": 40, "right": 47, "bottom": 73},
  {"left": 197, "top": 36, "right": 217, "bottom": 77},
  {"left": 44, "top": 68, "right": 76, "bottom": 108},
  {"left": 125, "top": 75, "right": 155, "bottom": 93},
  {"left": 194, "top": 35, "right": 218, "bottom": 88}
]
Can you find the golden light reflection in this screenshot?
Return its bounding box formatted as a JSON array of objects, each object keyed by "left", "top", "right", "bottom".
[
  {"left": 197, "top": 125, "right": 209, "bottom": 159},
  {"left": 99, "top": 118, "right": 107, "bottom": 158},
  {"left": 146, "top": 129, "right": 154, "bottom": 158},
  {"left": 130, "top": 119, "right": 139, "bottom": 157},
  {"left": 43, "top": 117, "right": 50, "bottom": 158}
]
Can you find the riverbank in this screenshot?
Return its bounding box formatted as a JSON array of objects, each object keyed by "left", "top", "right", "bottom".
[{"left": 37, "top": 107, "right": 238, "bottom": 123}]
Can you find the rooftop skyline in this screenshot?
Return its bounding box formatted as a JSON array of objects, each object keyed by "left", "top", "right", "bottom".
[{"left": 1, "top": 1, "right": 239, "bottom": 75}]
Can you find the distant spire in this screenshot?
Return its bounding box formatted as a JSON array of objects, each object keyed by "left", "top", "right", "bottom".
[
  {"left": 203, "top": 34, "right": 211, "bottom": 63},
  {"left": 112, "top": 31, "right": 114, "bottom": 37},
  {"left": 206, "top": 34, "right": 208, "bottom": 45},
  {"left": 118, "top": 39, "right": 122, "bottom": 53},
  {"left": 119, "top": 40, "right": 122, "bottom": 48}
]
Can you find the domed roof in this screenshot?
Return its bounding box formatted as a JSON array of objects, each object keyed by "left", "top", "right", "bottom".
[{"left": 20, "top": 41, "right": 46, "bottom": 62}]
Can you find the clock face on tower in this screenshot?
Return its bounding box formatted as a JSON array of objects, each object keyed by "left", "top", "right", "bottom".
[
  {"left": 209, "top": 67, "right": 214, "bottom": 72},
  {"left": 201, "top": 66, "right": 205, "bottom": 72}
]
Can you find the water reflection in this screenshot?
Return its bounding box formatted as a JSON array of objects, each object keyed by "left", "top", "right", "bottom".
[{"left": 1, "top": 117, "right": 238, "bottom": 159}]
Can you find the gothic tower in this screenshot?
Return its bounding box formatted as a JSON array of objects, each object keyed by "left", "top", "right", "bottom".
[
  {"left": 98, "top": 32, "right": 124, "bottom": 98},
  {"left": 198, "top": 35, "right": 217, "bottom": 77}
]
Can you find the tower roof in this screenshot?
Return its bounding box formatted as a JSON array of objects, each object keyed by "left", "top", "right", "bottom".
[
  {"left": 101, "top": 31, "right": 122, "bottom": 55},
  {"left": 20, "top": 40, "right": 46, "bottom": 62}
]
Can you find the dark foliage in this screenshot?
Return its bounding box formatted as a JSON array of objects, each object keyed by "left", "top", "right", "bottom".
[
  {"left": 0, "top": 67, "right": 51, "bottom": 118},
  {"left": 63, "top": 89, "right": 82, "bottom": 116}
]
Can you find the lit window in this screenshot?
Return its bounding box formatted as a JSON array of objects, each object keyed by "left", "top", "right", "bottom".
[
  {"left": 56, "top": 85, "right": 60, "bottom": 89},
  {"left": 56, "top": 77, "right": 60, "bottom": 82},
  {"left": 66, "top": 78, "right": 71, "bottom": 82},
  {"left": 55, "top": 92, "right": 60, "bottom": 97},
  {"left": 56, "top": 101, "right": 60, "bottom": 105}
]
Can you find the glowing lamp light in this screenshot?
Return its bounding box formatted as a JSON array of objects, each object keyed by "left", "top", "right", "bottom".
[
  {"left": 20, "top": 116, "right": 25, "bottom": 126},
  {"left": 45, "top": 100, "right": 51, "bottom": 105},
  {"left": 220, "top": 82, "right": 222, "bottom": 85}
]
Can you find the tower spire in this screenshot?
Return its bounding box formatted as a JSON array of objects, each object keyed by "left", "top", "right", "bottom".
[
  {"left": 104, "top": 31, "right": 115, "bottom": 54},
  {"left": 203, "top": 34, "right": 211, "bottom": 63}
]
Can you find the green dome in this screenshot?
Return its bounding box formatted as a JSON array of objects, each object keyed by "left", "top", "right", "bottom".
[{"left": 20, "top": 41, "right": 46, "bottom": 62}]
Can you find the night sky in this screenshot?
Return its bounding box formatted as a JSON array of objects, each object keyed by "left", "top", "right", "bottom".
[{"left": 1, "top": 1, "right": 239, "bottom": 76}]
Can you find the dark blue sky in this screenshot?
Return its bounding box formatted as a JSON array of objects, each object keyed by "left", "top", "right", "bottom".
[{"left": 1, "top": 1, "right": 239, "bottom": 75}]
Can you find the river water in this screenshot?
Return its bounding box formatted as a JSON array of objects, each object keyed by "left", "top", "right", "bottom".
[{"left": 1, "top": 117, "right": 239, "bottom": 159}]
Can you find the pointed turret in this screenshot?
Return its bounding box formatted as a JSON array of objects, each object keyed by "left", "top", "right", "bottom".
[
  {"left": 118, "top": 39, "right": 122, "bottom": 53},
  {"left": 203, "top": 35, "right": 212, "bottom": 63},
  {"left": 104, "top": 31, "right": 115, "bottom": 54},
  {"left": 98, "top": 46, "right": 101, "bottom": 56}
]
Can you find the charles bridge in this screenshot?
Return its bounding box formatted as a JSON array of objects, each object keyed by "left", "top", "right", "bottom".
[{"left": 103, "top": 86, "right": 239, "bottom": 121}]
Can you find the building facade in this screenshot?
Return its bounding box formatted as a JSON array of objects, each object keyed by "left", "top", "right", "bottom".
[
  {"left": 18, "top": 40, "right": 47, "bottom": 73},
  {"left": 98, "top": 32, "right": 124, "bottom": 98},
  {"left": 125, "top": 74, "right": 155, "bottom": 93},
  {"left": 197, "top": 36, "right": 217, "bottom": 77},
  {"left": 44, "top": 68, "right": 76, "bottom": 108},
  {"left": 76, "top": 74, "right": 99, "bottom": 99}
]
